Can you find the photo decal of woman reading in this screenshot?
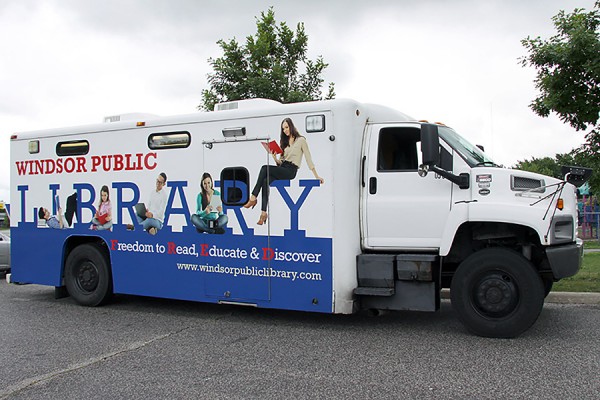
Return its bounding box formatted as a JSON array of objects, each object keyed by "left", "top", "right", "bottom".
[
  {"left": 244, "top": 117, "right": 324, "bottom": 225},
  {"left": 90, "top": 185, "right": 112, "bottom": 231}
]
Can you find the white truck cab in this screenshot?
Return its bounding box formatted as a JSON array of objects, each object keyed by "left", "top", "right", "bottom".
[{"left": 356, "top": 119, "right": 586, "bottom": 337}]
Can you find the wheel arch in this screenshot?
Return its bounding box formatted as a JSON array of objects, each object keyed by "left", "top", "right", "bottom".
[
  {"left": 446, "top": 221, "right": 542, "bottom": 263},
  {"left": 441, "top": 221, "right": 546, "bottom": 287}
]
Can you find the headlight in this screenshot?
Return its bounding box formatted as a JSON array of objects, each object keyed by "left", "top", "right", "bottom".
[{"left": 551, "top": 215, "right": 574, "bottom": 244}]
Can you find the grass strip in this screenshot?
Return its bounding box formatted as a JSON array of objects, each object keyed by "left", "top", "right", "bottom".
[{"left": 553, "top": 252, "right": 600, "bottom": 292}]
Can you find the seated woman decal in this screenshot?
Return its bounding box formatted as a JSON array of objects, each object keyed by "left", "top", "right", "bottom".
[
  {"left": 90, "top": 185, "right": 113, "bottom": 231},
  {"left": 244, "top": 117, "right": 324, "bottom": 225},
  {"left": 191, "top": 172, "right": 228, "bottom": 234}
]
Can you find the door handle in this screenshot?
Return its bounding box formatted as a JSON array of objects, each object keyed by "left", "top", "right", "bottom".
[{"left": 369, "top": 177, "right": 377, "bottom": 194}]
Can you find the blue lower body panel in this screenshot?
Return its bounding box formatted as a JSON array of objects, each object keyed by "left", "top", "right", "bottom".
[{"left": 11, "top": 222, "right": 333, "bottom": 313}]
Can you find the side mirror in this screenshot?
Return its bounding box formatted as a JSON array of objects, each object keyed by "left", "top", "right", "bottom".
[
  {"left": 561, "top": 165, "right": 592, "bottom": 187},
  {"left": 421, "top": 124, "right": 440, "bottom": 166}
]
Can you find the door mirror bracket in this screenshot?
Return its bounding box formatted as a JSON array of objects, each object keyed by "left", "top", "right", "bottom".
[{"left": 428, "top": 166, "right": 470, "bottom": 189}]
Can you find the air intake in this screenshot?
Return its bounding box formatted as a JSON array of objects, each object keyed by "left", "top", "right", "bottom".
[{"left": 511, "top": 175, "right": 545, "bottom": 193}]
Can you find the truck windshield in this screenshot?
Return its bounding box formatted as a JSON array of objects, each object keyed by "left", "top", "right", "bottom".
[{"left": 438, "top": 126, "right": 497, "bottom": 167}]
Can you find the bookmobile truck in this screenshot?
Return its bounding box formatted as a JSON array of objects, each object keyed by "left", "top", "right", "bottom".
[{"left": 9, "top": 98, "right": 588, "bottom": 338}]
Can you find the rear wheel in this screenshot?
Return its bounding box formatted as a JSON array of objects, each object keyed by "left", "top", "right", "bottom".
[
  {"left": 64, "top": 243, "right": 113, "bottom": 306},
  {"left": 451, "top": 248, "right": 544, "bottom": 338}
]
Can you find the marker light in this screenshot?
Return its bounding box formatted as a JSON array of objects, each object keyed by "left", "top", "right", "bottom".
[
  {"left": 136, "top": 121, "right": 146, "bottom": 127},
  {"left": 557, "top": 198, "right": 564, "bottom": 210},
  {"left": 306, "top": 115, "right": 325, "bottom": 132},
  {"left": 28, "top": 140, "right": 40, "bottom": 154}
]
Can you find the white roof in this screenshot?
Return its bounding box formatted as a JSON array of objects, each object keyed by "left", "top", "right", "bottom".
[{"left": 13, "top": 98, "right": 414, "bottom": 140}]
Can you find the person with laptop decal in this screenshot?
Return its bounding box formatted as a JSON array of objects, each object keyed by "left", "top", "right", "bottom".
[
  {"left": 37, "top": 206, "right": 65, "bottom": 229},
  {"left": 191, "top": 172, "right": 228, "bottom": 234},
  {"left": 38, "top": 193, "right": 78, "bottom": 229},
  {"left": 243, "top": 117, "right": 324, "bottom": 225},
  {"left": 132, "top": 172, "right": 168, "bottom": 235}
]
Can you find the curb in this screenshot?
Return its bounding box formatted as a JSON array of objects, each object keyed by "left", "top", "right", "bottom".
[
  {"left": 440, "top": 289, "right": 600, "bottom": 305},
  {"left": 545, "top": 291, "right": 600, "bottom": 305}
]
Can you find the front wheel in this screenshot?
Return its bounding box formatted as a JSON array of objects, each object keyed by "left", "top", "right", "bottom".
[
  {"left": 451, "top": 248, "right": 544, "bottom": 338},
  {"left": 64, "top": 243, "right": 113, "bottom": 306}
]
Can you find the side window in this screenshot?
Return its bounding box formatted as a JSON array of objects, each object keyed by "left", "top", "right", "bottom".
[
  {"left": 56, "top": 140, "right": 89, "bottom": 156},
  {"left": 220, "top": 167, "right": 250, "bottom": 206},
  {"left": 377, "top": 128, "right": 421, "bottom": 172},
  {"left": 148, "top": 131, "right": 191, "bottom": 149}
]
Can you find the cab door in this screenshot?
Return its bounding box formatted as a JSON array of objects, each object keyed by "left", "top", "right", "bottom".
[{"left": 362, "top": 124, "right": 452, "bottom": 249}]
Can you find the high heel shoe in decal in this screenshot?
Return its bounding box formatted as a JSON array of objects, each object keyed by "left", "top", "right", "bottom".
[
  {"left": 243, "top": 198, "right": 257, "bottom": 209},
  {"left": 257, "top": 212, "right": 268, "bottom": 225}
]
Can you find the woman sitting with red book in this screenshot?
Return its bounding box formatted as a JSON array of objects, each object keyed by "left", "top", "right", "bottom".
[
  {"left": 244, "top": 117, "right": 324, "bottom": 225},
  {"left": 90, "top": 185, "right": 113, "bottom": 231}
]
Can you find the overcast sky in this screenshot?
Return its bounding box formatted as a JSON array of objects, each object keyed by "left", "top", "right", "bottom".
[{"left": 1, "top": 0, "right": 595, "bottom": 203}]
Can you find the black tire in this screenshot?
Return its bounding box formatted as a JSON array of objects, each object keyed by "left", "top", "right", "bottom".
[
  {"left": 64, "top": 244, "right": 113, "bottom": 306},
  {"left": 450, "top": 248, "right": 544, "bottom": 338}
]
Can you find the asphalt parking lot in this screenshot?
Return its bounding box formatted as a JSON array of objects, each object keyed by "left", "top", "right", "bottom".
[
  {"left": 1, "top": 280, "right": 599, "bottom": 399},
  {"left": 2, "top": 227, "right": 599, "bottom": 398}
]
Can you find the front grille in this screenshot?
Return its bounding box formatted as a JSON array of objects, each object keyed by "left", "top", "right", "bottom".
[{"left": 511, "top": 175, "right": 545, "bottom": 192}]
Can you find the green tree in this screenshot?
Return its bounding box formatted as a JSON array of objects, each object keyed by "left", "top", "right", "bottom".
[
  {"left": 200, "top": 8, "right": 335, "bottom": 111},
  {"left": 513, "top": 156, "right": 563, "bottom": 179},
  {"left": 520, "top": 2, "right": 600, "bottom": 150}
]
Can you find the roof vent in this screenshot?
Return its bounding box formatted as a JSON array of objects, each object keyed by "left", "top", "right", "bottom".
[
  {"left": 103, "top": 113, "right": 159, "bottom": 123},
  {"left": 214, "top": 98, "right": 281, "bottom": 112},
  {"left": 214, "top": 102, "right": 239, "bottom": 112}
]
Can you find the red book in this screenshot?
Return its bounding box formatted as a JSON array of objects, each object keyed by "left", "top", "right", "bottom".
[
  {"left": 97, "top": 212, "right": 108, "bottom": 225},
  {"left": 261, "top": 140, "right": 283, "bottom": 154}
]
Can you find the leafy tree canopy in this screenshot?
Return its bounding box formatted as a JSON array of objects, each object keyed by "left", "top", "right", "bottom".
[
  {"left": 520, "top": 2, "right": 599, "bottom": 193},
  {"left": 514, "top": 156, "right": 563, "bottom": 179},
  {"left": 200, "top": 8, "right": 335, "bottom": 111},
  {"left": 521, "top": 2, "right": 600, "bottom": 150}
]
